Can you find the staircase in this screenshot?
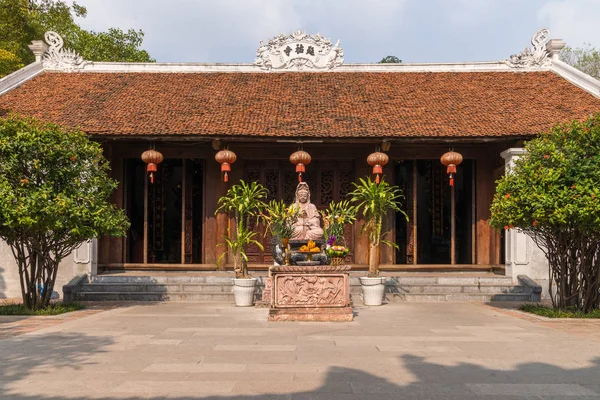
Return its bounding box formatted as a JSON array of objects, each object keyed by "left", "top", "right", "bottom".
[
  {"left": 65, "top": 273, "right": 541, "bottom": 303},
  {"left": 359, "top": 275, "right": 542, "bottom": 302}
]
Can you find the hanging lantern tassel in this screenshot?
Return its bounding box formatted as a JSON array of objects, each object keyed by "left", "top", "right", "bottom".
[
  {"left": 141, "top": 149, "right": 164, "bottom": 185},
  {"left": 215, "top": 149, "right": 237, "bottom": 183},
  {"left": 367, "top": 151, "right": 389, "bottom": 185},
  {"left": 296, "top": 163, "right": 305, "bottom": 182},
  {"left": 290, "top": 150, "right": 311, "bottom": 183},
  {"left": 440, "top": 151, "right": 463, "bottom": 187}
]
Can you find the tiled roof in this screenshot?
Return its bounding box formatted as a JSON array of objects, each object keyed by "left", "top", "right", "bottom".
[{"left": 0, "top": 71, "right": 599, "bottom": 138}]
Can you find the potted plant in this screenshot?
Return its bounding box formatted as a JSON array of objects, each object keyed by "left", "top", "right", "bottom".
[
  {"left": 263, "top": 200, "right": 300, "bottom": 265},
  {"left": 216, "top": 180, "right": 268, "bottom": 306},
  {"left": 350, "top": 177, "right": 406, "bottom": 305},
  {"left": 320, "top": 200, "right": 357, "bottom": 265}
]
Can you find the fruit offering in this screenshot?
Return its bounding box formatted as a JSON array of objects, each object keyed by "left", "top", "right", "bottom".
[{"left": 299, "top": 240, "right": 320, "bottom": 252}]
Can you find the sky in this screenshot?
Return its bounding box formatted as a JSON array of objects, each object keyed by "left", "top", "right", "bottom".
[{"left": 72, "top": 0, "right": 600, "bottom": 64}]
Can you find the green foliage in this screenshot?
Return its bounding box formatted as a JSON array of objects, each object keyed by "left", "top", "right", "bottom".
[
  {"left": 0, "top": 301, "right": 84, "bottom": 315},
  {"left": 560, "top": 44, "right": 600, "bottom": 80},
  {"left": 520, "top": 304, "right": 600, "bottom": 319},
  {"left": 263, "top": 200, "right": 299, "bottom": 240},
  {"left": 0, "top": 115, "right": 129, "bottom": 309},
  {"left": 216, "top": 180, "right": 268, "bottom": 278},
  {"left": 490, "top": 114, "right": 600, "bottom": 311},
  {"left": 319, "top": 200, "right": 357, "bottom": 246},
  {"left": 0, "top": 0, "right": 153, "bottom": 77},
  {"left": 378, "top": 55, "right": 402, "bottom": 63},
  {"left": 350, "top": 177, "right": 406, "bottom": 276}
]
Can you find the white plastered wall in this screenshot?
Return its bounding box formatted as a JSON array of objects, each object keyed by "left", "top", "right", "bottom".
[
  {"left": 501, "top": 148, "right": 551, "bottom": 298},
  {"left": 0, "top": 239, "right": 96, "bottom": 299}
]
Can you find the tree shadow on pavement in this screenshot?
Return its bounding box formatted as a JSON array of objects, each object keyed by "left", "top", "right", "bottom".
[{"left": 0, "top": 347, "right": 598, "bottom": 399}]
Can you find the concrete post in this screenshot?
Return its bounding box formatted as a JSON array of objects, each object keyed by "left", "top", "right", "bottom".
[{"left": 500, "top": 148, "right": 530, "bottom": 282}]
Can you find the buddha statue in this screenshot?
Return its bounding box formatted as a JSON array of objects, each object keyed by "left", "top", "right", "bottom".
[{"left": 291, "top": 182, "right": 324, "bottom": 241}]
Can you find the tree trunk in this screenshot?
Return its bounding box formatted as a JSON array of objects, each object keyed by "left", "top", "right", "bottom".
[{"left": 368, "top": 242, "right": 378, "bottom": 277}]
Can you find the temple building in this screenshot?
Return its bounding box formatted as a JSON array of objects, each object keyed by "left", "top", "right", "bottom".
[{"left": 1, "top": 29, "right": 599, "bottom": 299}]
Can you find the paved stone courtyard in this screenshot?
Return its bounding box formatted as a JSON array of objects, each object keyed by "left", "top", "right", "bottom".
[{"left": 1, "top": 302, "right": 600, "bottom": 399}]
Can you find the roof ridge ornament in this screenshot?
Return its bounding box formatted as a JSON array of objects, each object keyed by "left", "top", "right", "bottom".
[
  {"left": 254, "top": 30, "right": 344, "bottom": 71},
  {"left": 42, "top": 31, "right": 87, "bottom": 71},
  {"left": 505, "top": 28, "right": 552, "bottom": 68}
]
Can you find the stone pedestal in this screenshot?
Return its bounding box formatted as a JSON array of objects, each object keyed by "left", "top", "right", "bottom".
[{"left": 268, "top": 265, "right": 353, "bottom": 322}]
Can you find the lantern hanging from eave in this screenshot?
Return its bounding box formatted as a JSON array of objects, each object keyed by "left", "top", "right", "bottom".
[
  {"left": 290, "top": 150, "right": 311, "bottom": 182},
  {"left": 141, "top": 149, "right": 163, "bottom": 184},
  {"left": 440, "top": 150, "right": 463, "bottom": 186},
  {"left": 215, "top": 149, "right": 237, "bottom": 182},
  {"left": 367, "top": 151, "right": 389, "bottom": 184}
]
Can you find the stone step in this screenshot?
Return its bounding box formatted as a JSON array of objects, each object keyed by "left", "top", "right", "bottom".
[
  {"left": 349, "top": 284, "right": 529, "bottom": 295},
  {"left": 74, "top": 291, "right": 235, "bottom": 302},
  {"left": 79, "top": 283, "right": 233, "bottom": 293},
  {"left": 379, "top": 293, "right": 534, "bottom": 302},
  {"left": 68, "top": 274, "right": 539, "bottom": 303},
  {"left": 348, "top": 276, "right": 515, "bottom": 286},
  {"left": 90, "top": 276, "right": 240, "bottom": 284}
]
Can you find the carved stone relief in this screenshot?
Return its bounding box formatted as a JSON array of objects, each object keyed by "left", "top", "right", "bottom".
[
  {"left": 255, "top": 30, "right": 344, "bottom": 71},
  {"left": 505, "top": 28, "right": 551, "bottom": 68},
  {"left": 274, "top": 274, "right": 347, "bottom": 307},
  {"left": 41, "top": 31, "right": 87, "bottom": 71}
]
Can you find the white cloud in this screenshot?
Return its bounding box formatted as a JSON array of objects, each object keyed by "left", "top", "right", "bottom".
[
  {"left": 538, "top": 0, "right": 600, "bottom": 48},
  {"left": 74, "top": 0, "right": 408, "bottom": 62}
]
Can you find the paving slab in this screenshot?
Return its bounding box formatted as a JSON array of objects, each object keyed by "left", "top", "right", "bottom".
[{"left": 1, "top": 301, "right": 600, "bottom": 399}]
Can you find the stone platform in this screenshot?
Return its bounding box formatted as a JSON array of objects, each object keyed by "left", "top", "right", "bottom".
[{"left": 266, "top": 265, "right": 353, "bottom": 322}]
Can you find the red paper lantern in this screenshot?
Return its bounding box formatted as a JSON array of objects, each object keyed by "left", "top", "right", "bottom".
[
  {"left": 440, "top": 151, "right": 463, "bottom": 186},
  {"left": 141, "top": 149, "right": 163, "bottom": 184},
  {"left": 367, "top": 151, "right": 389, "bottom": 184},
  {"left": 290, "top": 150, "right": 311, "bottom": 182},
  {"left": 215, "top": 149, "right": 237, "bottom": 182}
]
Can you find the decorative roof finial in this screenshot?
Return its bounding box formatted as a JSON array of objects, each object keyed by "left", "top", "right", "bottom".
[
  {"left": 254, "top": 30, "right": 344, "bottom": 71},
  {"left": 41, "top": 31, "right": 86, "bottom": 71},
  {"left": 505, "top": 28, "right": 552, "bottom": 68}
]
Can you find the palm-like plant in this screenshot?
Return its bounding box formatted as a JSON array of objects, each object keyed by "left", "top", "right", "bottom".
[
  {"left": 350, "top": 177, "right": 407, "bottom": 277},
  {"left": 263, "top": 200, "right": 300, "bottom": 240},
  {"left": 216, "top": 180, "right": 268, "bottom": 278}
]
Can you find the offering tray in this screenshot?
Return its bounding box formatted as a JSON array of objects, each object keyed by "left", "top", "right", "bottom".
[{"left": 295, "top": 250, "right": 321, "bottom": 262}]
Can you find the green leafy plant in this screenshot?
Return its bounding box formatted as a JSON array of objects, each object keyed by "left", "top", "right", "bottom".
[
  {"left": 0, "top": 115, "right": 129, "bottom": 310},
  {"left": 490, "top": 114, "right": 600, "bottom": 312},
  {"left": 320, "top": 200, "right": 357, "bottom": 246},
  {"left": 0, "top": 0, "right": 154, "bottom": 78},
  {"left": 263, "top": 200, "right": 300, "bottom": 240},
  {"left": 350, "top": 177, "right": 407, "bottom": 277},
  {"left": 216, "top": 180, "right": 268, "bottom": 279},
  {"left": 0, "top": 301, "right": 84, "bottom": 315}
]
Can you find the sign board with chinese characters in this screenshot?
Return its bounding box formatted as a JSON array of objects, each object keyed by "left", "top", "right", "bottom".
[{"left": 255, "top": 30, "right": 344, "bottom": 71}]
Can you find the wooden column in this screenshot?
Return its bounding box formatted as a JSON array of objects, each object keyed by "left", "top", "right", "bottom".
[
  {"left": 412, "top": 160, "right": 418, "bottom": 265},
  {"left": 471, "top": 164, "right": 477, "bottom": 264},
  {"left": 143, "top": 167, "right": 148, "bottom": 264},
  {"left": 476, "top": 156, "right": 494, "bottom": 265},
  {"left": 181, "top": 159, "right": 186, "bottom": 264},
  {"left": 450, "top": 184, "right": 456, "bottom": 265}
]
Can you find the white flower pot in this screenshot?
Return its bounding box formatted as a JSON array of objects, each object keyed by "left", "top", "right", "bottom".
[
  {"left": 360, "top": 277, "right": 387, "bottom": 306},
  {"left": 232, "top": 278, "right": 258, "bottom": 307}
]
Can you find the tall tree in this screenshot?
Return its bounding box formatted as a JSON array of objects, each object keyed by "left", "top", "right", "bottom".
[
  {"left": 490, "top": 114, "right": 600, "bottom": 311},
  {"left": 0, "top": 115, "right": 129, "bottom": 309},
  {"left": 378, "top": 55, "right": 402, "bottom": 63},
  {"left": 560, "top": 44, "right": 600, "bottom": 80},
  {"left": 0, "top": 0, "right": 154, "bottom": 77}
]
